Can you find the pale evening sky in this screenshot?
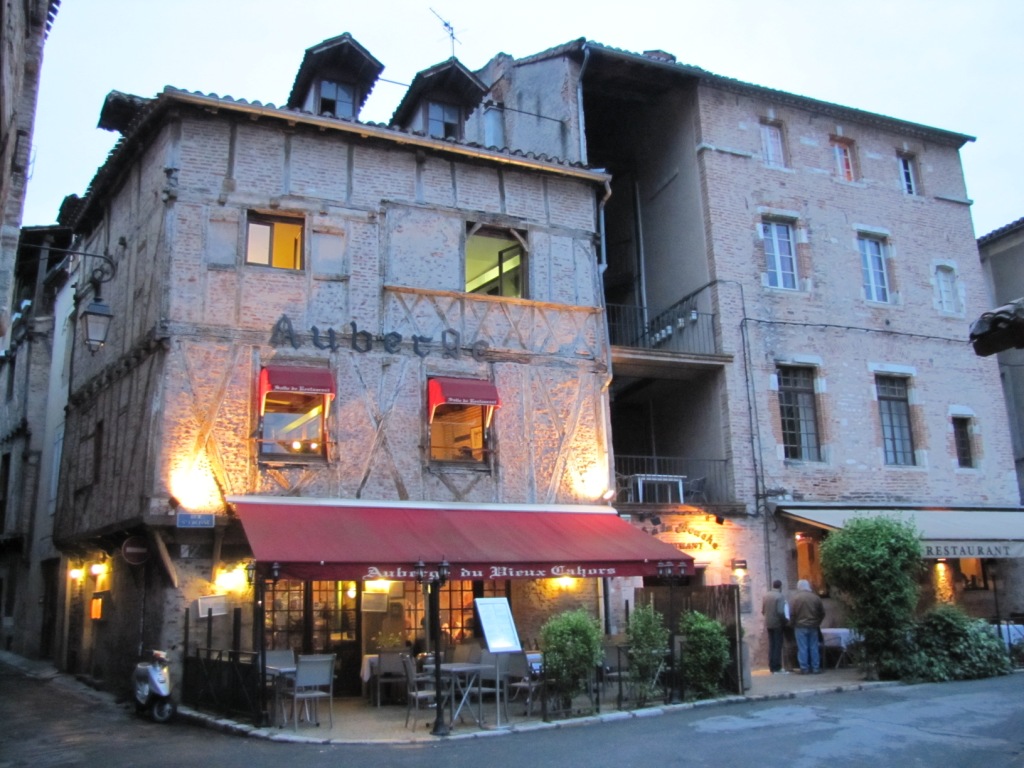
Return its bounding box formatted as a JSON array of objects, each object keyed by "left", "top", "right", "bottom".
[{"left": 22, "top": 0, "right": 1024, "bottom": 239}]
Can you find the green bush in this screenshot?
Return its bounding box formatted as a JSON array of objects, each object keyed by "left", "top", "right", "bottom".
[
  {"left": 678, "top": 610, "right": 729, "bottom": 699},
  {"left": 540, "top": 609, "right": 603, "bottom": 709},
  {"left": 626, "top": 602, "right": 669, "bottom": 706},
  {"left": 896, "top": 604, "right": 1011, "bottom": 682}
]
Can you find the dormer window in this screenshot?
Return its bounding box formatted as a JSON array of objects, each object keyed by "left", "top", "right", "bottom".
[
  {"left": 318, "top": 80, "right": 355, "bottom": 118},
  {"left": 428, "top": 101, "right": 462, "bottom": 139}
]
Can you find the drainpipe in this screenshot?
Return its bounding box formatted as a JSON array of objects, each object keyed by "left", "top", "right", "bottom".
[{"left": 577, "top": 44, "right": 591, "bottom": 166}]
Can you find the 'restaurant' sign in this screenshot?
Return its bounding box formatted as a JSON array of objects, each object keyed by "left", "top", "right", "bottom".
[{"left": 922, "top": 541, "right": 1024, "bottom": 559}]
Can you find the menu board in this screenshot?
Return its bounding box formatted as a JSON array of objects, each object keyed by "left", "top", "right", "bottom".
[{"left": 474, "top": 597, "right": 522, "bottom": 653}]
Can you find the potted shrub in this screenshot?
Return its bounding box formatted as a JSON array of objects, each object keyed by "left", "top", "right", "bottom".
[
  {"left": 626, "top": 602, "right": 669, "bottom": 707},
  {"left": 540, "top": 609, "right": 603, "bottom": 714},
  {"left": 678, "top": 610, "right": 729, "bottom": 700}
]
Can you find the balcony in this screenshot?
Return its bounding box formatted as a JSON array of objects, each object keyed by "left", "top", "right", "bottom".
[
  {"left": 613, "top": 455, "right": 730, "bottom": 506},
  {"left": 607, "top": 301, "right": 719, "bottom": 356}
]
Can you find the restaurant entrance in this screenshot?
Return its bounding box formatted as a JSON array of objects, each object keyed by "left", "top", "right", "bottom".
[{"left": 262, "top": 577, "right": 509, "bottom": 696}]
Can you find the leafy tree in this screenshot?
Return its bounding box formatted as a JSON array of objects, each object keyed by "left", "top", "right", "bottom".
[
  {"left": 677, "top": 610, "right": 729, "bottom": 699},
  {"left": 540, "top": 609, "right": 603, "bottom": 711},
  {"left": 819, "top": 516, "right": 924, "bottom": 678},
  {"left": 626, "top": 602, "right": 669, "bottom": 706}
]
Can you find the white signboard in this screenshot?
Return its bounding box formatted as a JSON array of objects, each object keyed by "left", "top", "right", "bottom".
[{"left": 474, "top": 597, "right": 522, "bottom": 653}]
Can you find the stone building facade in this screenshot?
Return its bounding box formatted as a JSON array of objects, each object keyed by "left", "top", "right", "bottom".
[
  {"left": 0, "top": 0, "right": 62, "bottom": 656},
  {"left": 48, "top": 35, "right": 686, "bottom": 693},
  {"left": 471, "top": 40, "right": 1024, "bottom": 663}
]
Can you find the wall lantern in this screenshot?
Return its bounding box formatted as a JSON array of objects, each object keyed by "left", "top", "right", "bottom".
[
  {"left": 69, "top": 567, "right": 85, "bottom": 581},
  {"left": 731, "top": 558, "right": 748, "bottom": 571},
  {"left": 270, "top": 562, "right": 281, "bottom": 583},
  {"left": 81, "top": 296, "right": 114, "bottom": 352},
  {"left": 245, "top": 561, "right": 256, "bottom": 586},
  {"left": 90, "top": 561, "right": 108, "bottom": 577}
]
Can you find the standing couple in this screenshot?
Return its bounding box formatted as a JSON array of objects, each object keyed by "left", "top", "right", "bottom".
[{"left": 762, "top": 579, "right": 825, "bottom": 674}]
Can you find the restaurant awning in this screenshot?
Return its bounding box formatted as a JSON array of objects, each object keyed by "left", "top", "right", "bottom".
[
  {"left": 428, "top": 377, "right": 501, "bottom": 422},
  {"left": 773, "top": 503, "right": 1024, "bottom": 559},
  {"left": 259, "top": 365, "right": 336, "bottom": 416},
  {"left": 229, "top": 496, "right": 693, "bottom": 581}
]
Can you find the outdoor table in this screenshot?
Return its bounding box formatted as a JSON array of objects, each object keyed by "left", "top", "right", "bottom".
[
  {"left": 820, "top": 628, "right": 858, "bottom": 668},
  {"left": 360, "top": 654, "right": 379, "bottom": 683},
  {"left": 994, "top": 622, "right": 1024, "bottom": 647},
  {"left": 423, "top": 661, "right": 488, "bottom": 727},
  {"left": 265, "top": 664, "right": 296, "bottom": 726}
]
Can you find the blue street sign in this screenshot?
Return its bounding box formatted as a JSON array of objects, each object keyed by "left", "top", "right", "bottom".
[{"left": 176, "top": 512, "right": 215, "bottom": 528}]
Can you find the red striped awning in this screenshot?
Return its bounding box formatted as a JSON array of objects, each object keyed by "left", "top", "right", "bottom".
[{"left": 230, "top": 496, "right": 693, "bottom": 581}]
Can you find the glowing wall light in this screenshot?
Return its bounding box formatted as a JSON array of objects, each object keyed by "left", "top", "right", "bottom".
[{"left": 214, "top": 564, "right": 248, "bottom": 593}]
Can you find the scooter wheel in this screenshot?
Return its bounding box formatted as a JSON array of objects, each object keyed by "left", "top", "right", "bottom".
[{"left": 151, "top": 699, "right": 175, "bottom": 723}]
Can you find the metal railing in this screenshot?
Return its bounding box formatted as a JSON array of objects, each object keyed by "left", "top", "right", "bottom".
[
  {"left": 607, "top": 302, "right": 719, "bottom": 356},
  {"left": 613, "top": 455, "right": 729, "bottom": 505}
]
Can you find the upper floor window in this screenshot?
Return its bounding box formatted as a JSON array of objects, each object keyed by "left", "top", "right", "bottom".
[
  {"left": 876, "top": 375, "right": 915, "bottom": 466},
  {"left": 258, "top": 367, "right": 335, "bottom": 460},
  {"left": 831, "top": 138, "right": 856, "bottom": 181},
  {"left": 777, "top": 366, "right": 821, "bottom": 461},
  {"left": 428, "top": 101, "right": 463, "bottom": 139},
  {"left": 858, "top": 235, "right": 890, "bottom": 303},
  {"left": 898, "top": 153, "right": 919, "bottom": 195},
  {"left": 952, "top": 416, "right": 974, "bottom": 468},
  {"left": 318, "top": 80, "right": 355, "bottom": 119},
  {"left": 246, "top": 213, "right": 303, "bottom": 270},
  {"left": 466, "top": 225, "right": 526, "bottom": 298},
  {"left": 761, "top": 122, "right": 786, "bottom": 168},
  {"left": 934, "top": 264, "right": 961, "bottom": 314},
  {"left": 427, "top": 377, "right": 500, "bottom": 465},
  {"left": 761, "top": 220, "right": 798, "bottom": 290}
]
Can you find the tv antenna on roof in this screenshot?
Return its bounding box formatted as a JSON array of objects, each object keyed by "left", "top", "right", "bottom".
[{"left": 430, "top": 7, "right": 460, "bottom": 58}]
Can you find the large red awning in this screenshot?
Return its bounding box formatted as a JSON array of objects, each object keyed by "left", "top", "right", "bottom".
[{"left": 230, "top": 496, "right": 693, "bottom": 581}]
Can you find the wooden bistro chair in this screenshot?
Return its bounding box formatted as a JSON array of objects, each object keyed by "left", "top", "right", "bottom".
[{"left": 285, "top": 653, "right": 336, "bottom": 731}]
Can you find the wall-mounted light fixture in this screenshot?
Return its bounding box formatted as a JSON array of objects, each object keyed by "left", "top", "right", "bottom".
[
  {"left": 245, "top": 561, "right": 256, "bottom": 586},
  {"left": 69, "top": 566, "right": 85, "bottom": 581},
  {"left": 270, "top": 562, "right": 281, "bottom": 583},
  {"left": 731, "top": 558, "right": 748, "bottom": 571},
  {"left": 90, "top": 560, "right": 108, "bottom": 577}
]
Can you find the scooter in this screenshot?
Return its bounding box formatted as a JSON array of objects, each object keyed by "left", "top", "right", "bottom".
[{"left": 133, "top": 650, "right": 175, "bottom": 722}]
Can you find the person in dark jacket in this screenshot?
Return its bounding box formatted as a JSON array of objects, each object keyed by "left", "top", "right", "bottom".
[
  {"left": 789, "top": 579, "right": 825, "bottom": 674},
  {"left": 761, "top": 579, "right": 788, "bottom": 673}
]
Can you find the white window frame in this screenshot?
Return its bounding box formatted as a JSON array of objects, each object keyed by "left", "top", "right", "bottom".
[
  {"left": 761, "top": 122, "right": 786, "bottom": 168},
  {"left": 762, "top": 220, "right": 798, "bottom": 290},
  {"left": 859, "top": 235, "right": 890, "bottom": 303},
  {"left": 934, "top": 264, "right": 961, "bottom": 314},
  {"left": 898, "top": 154, "right": 918, "bottom": 195},
  {"left": 832, "top": 139, "right": 855, "bottom": 181}
]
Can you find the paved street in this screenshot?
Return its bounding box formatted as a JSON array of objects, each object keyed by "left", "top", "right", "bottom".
[{"left": 1, "top": 661, "right": 1022, "bottom": 768}]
